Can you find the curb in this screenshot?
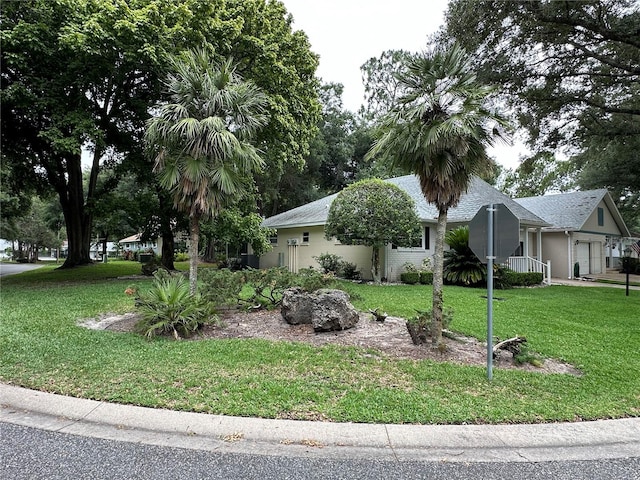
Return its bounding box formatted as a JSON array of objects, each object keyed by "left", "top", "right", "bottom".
[{"left": 2, "top": 384, "right": 639, "bottom": 462}]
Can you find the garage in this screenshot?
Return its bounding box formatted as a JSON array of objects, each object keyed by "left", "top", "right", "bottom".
[
  {"left": 590, "top": 242, "right": 602, "bottom": 274},
  {"left": 576, "top": 242, "right": 590, "bottom": 276},
  {"left": 576, "top": 242, "right": 603, "bottom": 276}
]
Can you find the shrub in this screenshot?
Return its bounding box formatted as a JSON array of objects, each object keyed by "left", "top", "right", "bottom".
[
  {"left": 406, "top": 307, "right": 454, "bottom": 345},
  {"left": 400, "top": 272, "right": 420, "bottom": 284},
  {"left": 292, "top": 268, "right": 336, "bottom": 292},
  {"left": 246, "top": 267, "right": 340, "bottom": 307},
  {"left": 133, "top": 271, "right": 217, "bottom": 339},
  {"left": 421, "top": 257, "right": 433, "bottom": 272},
  {"left": 514, "top": 343, "right": 544, "bottom": 368},
  {"left": 621, "top": 257, "right": 639, "bottom": 274},
  {"left": 494, "top": 268, "right": 543, "bottom": 289},
  {"left": 339, "top": 261, "right": 361, "bottom": 280},
  {"left": 141, "top": 255, "right": 165, "bottom": 276},
  {"left": 402, "top": 262, "right": 418, "bottom": 273},
  {"left": 521, "top": 272, "right": 544, "bottom": 286},
  {"left": 199, "top": 268, "right": 245, "bottom": 308},
  {"left": 314, "top": 252, "right": 342, "bottom": 274},
  {"left": 494, "top": 267, "right": 516, "bottom": 289},
  {"left": 174, "top": 252, "right": 189, "bottom": 262},
  {"left": 200, "top": 267, "right": 341, "bottom": 310},
  {"left": 419, "top": 271, "right": 433, "bottom": 285}
]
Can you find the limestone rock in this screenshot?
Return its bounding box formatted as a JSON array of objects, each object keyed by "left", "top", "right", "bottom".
[{"left": 281, "top": 288, "right": 359, "bottom": 332}]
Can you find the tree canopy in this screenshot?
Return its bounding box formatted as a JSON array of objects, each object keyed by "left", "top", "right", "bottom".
[
  {"left": 443, "top": 0, "right": 639, "bottom": 230},
  {"left": 324, "top": 178, "right": 421, "bottom": 283},
  {"left": 1, "top": 0, "right": 320, "bottom": 267}
]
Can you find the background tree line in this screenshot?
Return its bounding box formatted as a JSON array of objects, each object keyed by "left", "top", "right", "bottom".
[{"left": 2, "top": 0, "right": 637, "bottom": 268}]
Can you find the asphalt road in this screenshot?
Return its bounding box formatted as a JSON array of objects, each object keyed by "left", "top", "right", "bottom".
[
  {"left": 2, "top": 422, "right": 639, "bottom": 480},
  {"left": 0, "top": 262, "right": 44, "bottom": 277}
]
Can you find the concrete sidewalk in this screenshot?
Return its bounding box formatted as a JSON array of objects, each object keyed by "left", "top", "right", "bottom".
[{"left": 1, "top": 384, "right": 639, "bottom": 463}]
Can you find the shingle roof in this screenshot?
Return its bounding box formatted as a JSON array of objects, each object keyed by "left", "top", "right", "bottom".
[
  {"left": 119, "top": 233, "right": 142, "bottom": 243},
  {"left": 263, "top": 175, "right": 549, "bottom": 229},
  {"left": 515, "top": 189, "right": 630, "bottom": 236}
]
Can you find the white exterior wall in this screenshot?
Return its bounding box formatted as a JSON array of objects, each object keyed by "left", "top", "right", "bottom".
[
  {"left": 384, "top": 225, "right": 435, "bottom": 282},
  {"left": 259, "top": 226, "right": 373, "bottom": 278},
  {"left": 120, "top": 238, "right": 161, "bottom": 255}
]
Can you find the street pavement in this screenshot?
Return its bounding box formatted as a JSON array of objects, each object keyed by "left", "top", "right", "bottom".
[
  {"left": 1, "top": 384, "right": 639, "bottom": 479},
  {"left": 3, "top": 422, "right": 639, "bottom": 480},
  {"left": 0, "top": 262, "right": 44, "bottom": 277}
]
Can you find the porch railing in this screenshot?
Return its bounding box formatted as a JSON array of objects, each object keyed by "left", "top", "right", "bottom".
[{"left": 504, "top": 256, "right": 552, "bottom": 285}]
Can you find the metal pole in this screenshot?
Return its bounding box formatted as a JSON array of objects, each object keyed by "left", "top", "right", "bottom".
[
  {"left": 627, "top": 258, "right": 630, "bottom": 297},
  {"left": 487, "top": 204, "right": 495, "bottom": 381}
]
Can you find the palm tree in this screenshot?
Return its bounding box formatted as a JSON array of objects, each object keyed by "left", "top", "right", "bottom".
[
  {"left": 367, "top": 43, "right": 509, "bottom": 347},
  {"left": 145, "top": 48, "right": 268, "bottom": 294}
]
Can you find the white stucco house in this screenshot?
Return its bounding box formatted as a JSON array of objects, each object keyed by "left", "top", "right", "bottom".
[
  {"left": 515, "top": 189, "right": 631, "bottom": 278},
  {"left": 260, "top": 175, "right": 633, "bottom": 282},
  {"left": 260, "top": 175, "right": 552, "bottom": 282}
]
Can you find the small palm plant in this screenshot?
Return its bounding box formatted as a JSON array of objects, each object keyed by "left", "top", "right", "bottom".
[
  {"left": 134, "top": 271, "right": 217, "bottom": 339},
  {"left": 443, "top": 226, "right": 486, "bottom": 286}
]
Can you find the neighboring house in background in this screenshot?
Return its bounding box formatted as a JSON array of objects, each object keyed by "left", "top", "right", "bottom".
[
  {"left": 515, "top": 189, "right": 631, "bottom": 278},
  {"left": 89, "top": 241, "right": 118, "bottom": 260},
  {"left": 118, "top": 234, "right": 161, "bottom": 255},
  {"left": 260, "top": 175, "right": 550, "bottom": 282}
]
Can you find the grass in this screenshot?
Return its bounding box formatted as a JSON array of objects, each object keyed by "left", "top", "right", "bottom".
[{"left": 1, "top": 261, "right": 639, "bottom": 424}]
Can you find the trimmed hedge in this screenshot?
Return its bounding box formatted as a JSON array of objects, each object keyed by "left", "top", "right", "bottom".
[
  {"left": 401, "top": 269, "right": 542, "bottom": 288},
  {"left": 400, "top": 272, "right": 420, "bottom": 284},
  {"left": 419, "top": 271, "right": 433, "bottom": 285},
  {"left": 498, "top": 270, "right": 543, "bottom": 289}
]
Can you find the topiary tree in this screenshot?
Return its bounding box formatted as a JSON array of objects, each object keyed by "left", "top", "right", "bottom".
[{"left": 324, "top": 179, "right": 421, "bottom": 283}]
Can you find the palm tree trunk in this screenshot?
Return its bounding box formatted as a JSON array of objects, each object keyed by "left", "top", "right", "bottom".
[
  {"left": 432, "top": 207, "right": 448, "bottom": 346},
  {"left": 188, "top": 214, "right": 200, "bottom": 295}
]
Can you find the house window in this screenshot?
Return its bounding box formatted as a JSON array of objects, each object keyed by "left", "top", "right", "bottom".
[
  {"left": 302, "top": 232, "right": 310, "bottom": 243},
  {"left": 393, "top": 226, "right": 430, "bottom": 250},
  {"left": 410, "top": 232, "right": 422, "bottom": 248},
  {"left": 515, "top": 242, "right": 524, "bottom": 257},
  {"left": 269, "top": 233, "right": 278, "bottom": 245},
  {"left": 597, "top": 207, "right": 604, "bottom": 226}
]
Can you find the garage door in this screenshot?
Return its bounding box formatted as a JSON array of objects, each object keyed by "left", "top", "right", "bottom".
[
  {"left": 576, "top": 243, "right": 590, "bottom": 276},
  {"left": 590, "top": 242, "right": 602, "bottom": 274}
]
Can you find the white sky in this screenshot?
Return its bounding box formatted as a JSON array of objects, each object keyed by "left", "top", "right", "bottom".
[
  {"left": 281, "top": 0, "right": 526, "bottom": 169},
  {"left": 282, "top": 0, "right": 448, "bottom": 113}
]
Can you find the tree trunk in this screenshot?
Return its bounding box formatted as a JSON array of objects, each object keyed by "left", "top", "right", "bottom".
[
  {"left": 188, "top": 214, "right": 201, "bottom": 295},
  {"left": 431, "top": 208, "right": 448, "bottom": 347},
  {"left": 371, "top": 245, "right": 381, "bottom": 283},
  {"left": 202, "top": 238, "right": 216, "bottom": 263},
  {"left": 161, "top": 228, "right": 175, "bottom": 270},
  {"left": 101, "top": 232, "right": 108, "bottom": 262},
  {"left": 57, "top": 152, "right": 94, "bottom": 269}
]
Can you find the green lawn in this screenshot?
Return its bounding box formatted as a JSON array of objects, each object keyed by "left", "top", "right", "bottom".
[{"left": 1, "top": 261, "right": 638, "bottom": 424}]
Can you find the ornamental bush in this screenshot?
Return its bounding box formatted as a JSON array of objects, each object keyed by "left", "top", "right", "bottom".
[
  {"left": 314, "top": 252, "right": 342, "bottom": 274},
  {"left": 419, "top": 271, "right": 433, "bottom": 285},
  {"left": 400, "top": 272, "right": 420, "bottom": 284}
]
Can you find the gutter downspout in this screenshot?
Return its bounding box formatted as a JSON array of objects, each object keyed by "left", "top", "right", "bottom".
[{"left": 565, "top": 230, "right": 572, "bottom": 279}]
